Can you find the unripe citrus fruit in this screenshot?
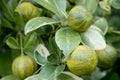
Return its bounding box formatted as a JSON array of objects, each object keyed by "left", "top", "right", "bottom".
[
  {"left": 95, "top": 44, "right": 118, "bottom": 69},
  {"left": 12, "top": 55, "right": 37, "bottom": 79},
  {"left": 66, "top": 45, "right": 97, "bottom": 76},
  {"left": 68, "top": 6, "right": 93, "bottom": 32},
  {"left": 15, "top": 2, "right": 40, "bottom": 22}
]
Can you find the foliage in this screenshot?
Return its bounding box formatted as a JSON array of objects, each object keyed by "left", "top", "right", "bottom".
[{"left": 0, "top": 0, "right": 120, "bottom": 80}]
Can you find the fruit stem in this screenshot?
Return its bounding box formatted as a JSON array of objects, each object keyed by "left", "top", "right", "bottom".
[{"left": 19, "top": 32, "right": 24, "bottom": 56}]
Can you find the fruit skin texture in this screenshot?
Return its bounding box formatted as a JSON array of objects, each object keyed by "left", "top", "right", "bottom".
[
  {"left": 68, "top": 6, "right": 93, "bottom": 32},
  {"left": 12, "top": 55, "right": 37, "bottom": 79},
  {"left": 15, "top": 2, "right": 40, "bottom": 22},
  {"left": 66, "top": 45, "right": 98, "bottom": 76},
  {"left": 96, "top": 45, "right": 118, "bottom": 69}
]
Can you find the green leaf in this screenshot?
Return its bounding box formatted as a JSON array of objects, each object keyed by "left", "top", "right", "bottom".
[
  {"left": 36, "top": 25, "right": 53, "bottom": 35},
  {"left": 6, "top": 37, "right": 20, "bottom": 49},
  {"left": 34, "top": 44, "right": 50, "bottom": 65},
  {"left": 55, "top": 0, "right": 66, "bottom": 12},
  {"left": 47, "top": 54, "right": 60, "bottom": 65},
  {"left": 101, "top": 72, "right": 120, "bottom": 80},
  {"left": 24, "top": 32, "right": 37, "bottom": 49},
  {"left": 0, "top": 49, "right": 12, "bottom": 77},
  {"left": 34, "top": 51, "right": 47, "bottom": 66},
  {"left": 81, "top": 0, "right": 98, "bottom": 13},
  {"left": 39, "top": 64, "right": 65, "bottom": 80},
  {"left": 35, "top": 0, "right": 59, "bottom": 16},
  {"left": 91, "top": 68, "right": 106, "bottom": 80},
  {"left": 81, "top": 25, "right": 106, "bottom": 50},
  {"left": 55, "top": 65, "right": 65, "bottom": 76},
  {"left": 52, "top": 0, "right": 67, "bottom": 18},
  {"left": 47, "top": 38, "right": 60, "bottom": 55},
  {"left": 24, "top": 17, "right": 59, "bottom": 34},
  {"left": 99, "top": 1, "right": 111, "bottom": 14},
  {"left": 82, "top": 67, "right": 106, "bottom": 80},
  {"left": 7, "top": 0, "right": 18, "bottom": 12},
  {"left": 24, "top": 47, "right": 35, "bottom": 58},
  {"left": 35, "top": 0, "right": 67, "bottom": 18},
  {"left": 55, "top": 27, "right": 81, "bottom": 57},
  {"left": 57, "top": 71, "right": 83, "bottom": 80},
  {"left": 13, "top": 12, "right": 25, "bottom": 31},
  {"left": 94, "top": 18, "right": 108, "bottom": 35},
  {"left": 46, "top": 38, "right": 62, "bottom": 64},
  {"left": 106, "top": 33, "right": 120, "bottom": 43},
  {"left": 1, "top": 75, "right": 20, "bottom": 80},
  {"left": 1, "top": 17, "right": 14, "bottom": 30},
  {"left": 111, "top": 0, "right": 120, "bottom": 9},
  {"left": 24, "top": 74, "right": 39, "bottom": 80},
  {"left": 0, "top": 0, "right": 14, "bottom": 21}
]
